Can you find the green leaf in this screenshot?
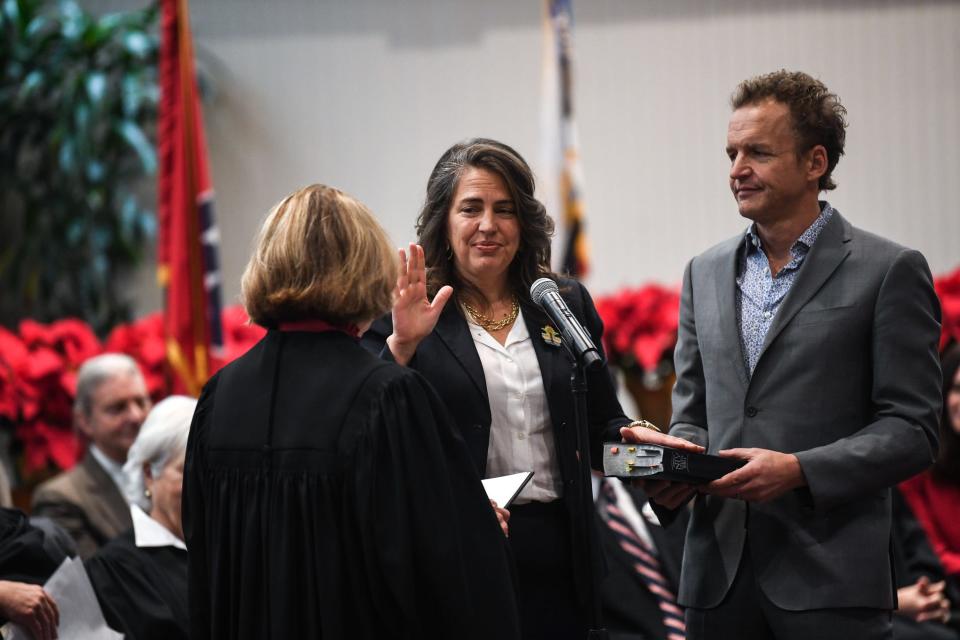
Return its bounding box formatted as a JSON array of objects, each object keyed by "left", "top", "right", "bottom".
[
  {"left": 17, "top": 69, "right": 43, "bottom": 100},
  {"left": 25, "top": 14, "right": 47, "bottom": 37},
  {"left": 121, "top": 72, "right": 143, "bottom": 117},
  {"left": 59, "top": 0, "right": 83, "bottom": 41},
  {"left": 85, "top": 71, "right": 106, "bottom": 104},
  {"left": 116, "top": 119, "right": 156, "bottom": 174},
  {"left": 85, "top": 158, "right": 104, "bottom": 182},
  {"left": 123, "top": 31, "right": 149, "bottom": 58},
  {"left": 58, "top": 138, "right": 75, "bottom": 172},
  {"left": 2, "top": 0, "right": 20, "bottom": 28}
]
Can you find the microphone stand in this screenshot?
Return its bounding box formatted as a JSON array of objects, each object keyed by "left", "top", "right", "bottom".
[{"left": 568, "top": 352, "right": 609, "bottom": 640}]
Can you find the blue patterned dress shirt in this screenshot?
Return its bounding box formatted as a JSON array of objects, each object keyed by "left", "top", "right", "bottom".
[{"left": 736, "top": 202, "right": 834, "bottom": 376}]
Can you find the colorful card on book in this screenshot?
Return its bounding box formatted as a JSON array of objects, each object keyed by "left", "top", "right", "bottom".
[{"left": 602, "top": 443, "right": 744, "bottom": 483}]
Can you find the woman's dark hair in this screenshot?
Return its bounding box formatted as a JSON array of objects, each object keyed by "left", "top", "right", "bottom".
[
  {"left": 415, "top": 138, "right": 556, "bottom": 304},
  {"left": 932, "top": 342, "right": 960, "bottom": 484}
]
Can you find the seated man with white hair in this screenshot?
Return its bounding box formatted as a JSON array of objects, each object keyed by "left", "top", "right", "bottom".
[
  {"left": 32, "top": 353, "right": 151, "bottom": 558},
  {"left": 85, "top": 395, "right": 195, "bottom": 640}
]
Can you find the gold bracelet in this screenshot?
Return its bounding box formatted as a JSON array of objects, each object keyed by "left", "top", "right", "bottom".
[{"left": 626, "top": 419, "right": 662, "bottom": 433}]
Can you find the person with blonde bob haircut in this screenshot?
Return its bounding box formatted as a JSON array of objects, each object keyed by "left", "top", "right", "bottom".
[
  {"left": 241, "top": 184, "right": 396, "bottom": 328},
  {"left": 183, "top": 183, "right": 521, "bottom": 640}
]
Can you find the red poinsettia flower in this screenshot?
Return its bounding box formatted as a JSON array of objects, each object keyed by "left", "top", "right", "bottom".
[
  {"left": 105, "top": 312, "right": 167, "bottom": 401},
  {"left": 0, "top": 327, "right": 29, "bottom": 422},
  {"left": 11, "top": 318, "right": 99, "bottom": 472},
  {"left": 935, "top": 267, "right": 960, "bottom": 352},
  {"left": 596, "top": 284, "right": 681, "bottom": 375},
  {"left": 16, "top": 418, "right": 81, "bottom": 473},
  {"left": 213, "top": 305, "right": 265, "bottom": 371},
  {"left": 19, "top": 319, "right": 101, "bottom": 368}
]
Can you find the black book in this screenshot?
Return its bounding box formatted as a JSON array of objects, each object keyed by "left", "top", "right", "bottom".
[{"left": 602, "top": 443, "right": 745, "bottom": 483}]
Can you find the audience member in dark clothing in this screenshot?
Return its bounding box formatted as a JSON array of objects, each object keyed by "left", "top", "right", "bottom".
[
  {"left": 0, "top": 507, "right": 64, "bottom": 640},
  {"left": 596, "top": 477, "right": 689, "bottom": 640},
  {"left": 892, "top": 488, "right": 959, "bottom": 640}
]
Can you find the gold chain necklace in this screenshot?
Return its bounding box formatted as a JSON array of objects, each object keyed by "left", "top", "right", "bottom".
[{"left": 463, "top": 297, "right": 520, "bottom": 331}]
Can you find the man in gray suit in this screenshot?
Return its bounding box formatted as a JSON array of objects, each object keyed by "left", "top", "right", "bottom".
[
  {"left": 622, "top": 70, "right": 942, "bottom": 638},
  {"left": 32, "top": 354, "right": 151, "bottom": 558}
]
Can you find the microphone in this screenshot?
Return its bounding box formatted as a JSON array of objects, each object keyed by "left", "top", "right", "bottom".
[{"left": 530, "top": 278, "right": 602, "bottom": 370}]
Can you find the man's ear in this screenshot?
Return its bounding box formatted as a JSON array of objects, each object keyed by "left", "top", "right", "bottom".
[
  {"left": 807, "top": 144, "right": 828, "bottom": 182},
  {"left": 74, "top": 408, "right": 93, "bottom": 440}
]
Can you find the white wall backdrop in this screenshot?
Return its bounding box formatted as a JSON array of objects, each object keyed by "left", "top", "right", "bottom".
[{"left": 120, "top": 0, "right": 960, "bottom": 313}]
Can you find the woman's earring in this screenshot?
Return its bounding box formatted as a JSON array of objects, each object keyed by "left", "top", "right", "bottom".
[{"left": 144, "top": 488, "right": 152, "bottom": 499}]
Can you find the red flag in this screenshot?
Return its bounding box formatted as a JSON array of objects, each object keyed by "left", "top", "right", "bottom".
[{"left": 157, "top": 0, "right": 223, "bottom": 396}]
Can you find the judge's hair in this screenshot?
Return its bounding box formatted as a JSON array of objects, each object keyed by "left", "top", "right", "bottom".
[
  {"left": 123, "top": 395, "right": 196, "bottom": 507},
  {"left": 242, "top": 184, "right": 397, "bottom": 327},
  {"left": 74, "top": 353, "right": 144, "bottom": 417},
  {"left": 415, "top": 138, "right": 555, "bottom": 304},
  {"left": 731, "top": 70, "right": 847, "bottom": 191}
]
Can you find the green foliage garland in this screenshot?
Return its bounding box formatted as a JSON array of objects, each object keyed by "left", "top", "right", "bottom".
[{"left": 0, "top": 0, "right": 159, "bottom": 334}]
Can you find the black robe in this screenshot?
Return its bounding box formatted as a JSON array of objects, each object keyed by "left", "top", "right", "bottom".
[
  {"left": 0, "top": 508, "right": 63, "bottom": 585},
  {"left": 183, "top": 330, "right": 521, "bottom": 640},
  {"left": 84, "top": 529, "right": 188, "bottom": 640},
  {"left": 0, "top": 508, "right": 70, "bottom": 626}
]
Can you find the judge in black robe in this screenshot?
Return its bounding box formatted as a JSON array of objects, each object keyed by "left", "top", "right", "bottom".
[{"left": 183, "top": 184, "right": 521, "bottom": 640}]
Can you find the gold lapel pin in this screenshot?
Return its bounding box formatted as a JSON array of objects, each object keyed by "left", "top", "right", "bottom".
[{"left": 541, "top": 325, "right": 563, "bottom": 347}]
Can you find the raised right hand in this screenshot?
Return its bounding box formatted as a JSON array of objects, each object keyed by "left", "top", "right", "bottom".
[{"left": 388, "top": 243, "right": 453, "bottom": 365}]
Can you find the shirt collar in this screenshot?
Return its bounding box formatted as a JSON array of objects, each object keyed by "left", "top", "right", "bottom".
[
  {"left": 130, "top": 504, "right": 186, "bottom": 550},
  {"left": 744, "top": 201, "right": 834, "bottom": 258},
  {"left": 89, "top": 445, "right": 128, "bottom": 495}
]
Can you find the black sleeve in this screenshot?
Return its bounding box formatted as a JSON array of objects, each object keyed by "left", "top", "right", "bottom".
[
  {"left": 359, "top": 313, "right": 399, "bottom": 363},
  {"left": 347, "top": 369, "right": 521, "bottom": 640},
  {"left": 182, "top": 373, "right": 218, "bottom": 640}
]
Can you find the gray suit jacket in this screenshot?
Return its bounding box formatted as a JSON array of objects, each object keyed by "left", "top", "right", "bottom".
[
  {"left": 669, "top": 210, "right": 941, "bottom": 611},
  {"left": 31, "top": 452, "right": 131, "bottom": 559}
]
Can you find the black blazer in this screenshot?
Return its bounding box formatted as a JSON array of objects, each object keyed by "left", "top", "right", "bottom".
[
  {"left": 598, "top": 486, "right": 688, "bottom": 640},
  {"left": 362, "top": 277, "right": 631, "bottom": 604}
]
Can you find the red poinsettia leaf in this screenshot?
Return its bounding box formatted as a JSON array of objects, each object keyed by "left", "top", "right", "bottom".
[
  {"left": 50, "top": 319, "right": 102, "bottom": 367},
  {"left": 60, "top": 370, "right": 79, "bottom": 397},
  {"left": 16, "top": 420, "right": 50, "bottom": 473},
  {"left": 18, "top": 319, "right": 55, "bottom": 350},
  {"left": 632, "top": 337, "right": 663, "bottom": 373},
  {"left": 25, "top": 347, "right": 64, "bottom": 381},
  {"left": 935, "top": 267, "right": 960, "bottom": 350},
  {"left": 0, "top": 327, "right": 29, "bottom": 364},
  {"left": 40, "top": 421, "right": 81, "bottom": 471}
]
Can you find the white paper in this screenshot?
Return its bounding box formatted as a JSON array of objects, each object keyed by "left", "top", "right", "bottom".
[
  {"left": 482, "top": 471, "right": 534, "bottom": 508},
  {"left": 2, "top": 557, "right": 124, "bottom": 640}
]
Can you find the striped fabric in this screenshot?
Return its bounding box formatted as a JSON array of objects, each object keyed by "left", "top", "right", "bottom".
[{"left": 600, "top": 480, "right": 685, "bottom": 640}]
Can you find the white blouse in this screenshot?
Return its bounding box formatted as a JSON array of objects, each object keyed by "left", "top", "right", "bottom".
[{"left": 467, "top": 308, "right": 562, "bottom": 504}]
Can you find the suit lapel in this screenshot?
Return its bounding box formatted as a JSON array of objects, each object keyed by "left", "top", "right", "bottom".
[
  {"left": 434, "top": 304, "right": 488, "bottom": 402},
  {"left": 521, "top": 302, "right": 564, "bottom": 401},
  {"left": 80, "top": 453, "right": 130, "bottom": 537},
  {"left": 713, "top": 237, "right": 750, "bottom": 386},
  {"left": 755, "top": 212, "right": 852, "bottom": 367}
]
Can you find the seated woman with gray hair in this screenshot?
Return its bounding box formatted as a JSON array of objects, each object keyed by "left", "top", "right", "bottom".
[{"left": 85, "top": 395, "right": 196, "bottom": 640}]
